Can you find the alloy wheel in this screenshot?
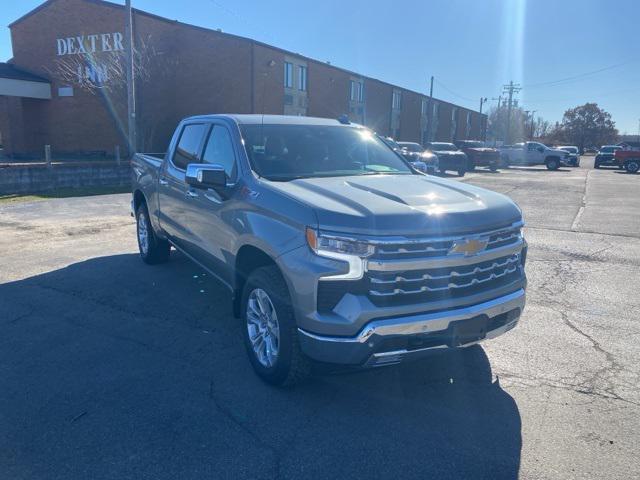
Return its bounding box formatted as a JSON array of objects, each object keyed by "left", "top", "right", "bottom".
[{"left": 246, "top": 288, "right": 280, "bottom": 367}]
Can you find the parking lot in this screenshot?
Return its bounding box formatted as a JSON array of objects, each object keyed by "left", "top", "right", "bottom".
[{"left": 1, "top": 156, "right": 639, "bottom": 479}]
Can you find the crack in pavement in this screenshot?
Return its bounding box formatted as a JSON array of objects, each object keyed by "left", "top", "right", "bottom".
[
  {"left": 208, "top": 378, "right": 283, "bottom": 479},
  {"left": 530, "top": 258, "right": 637, "bottom": 407}
]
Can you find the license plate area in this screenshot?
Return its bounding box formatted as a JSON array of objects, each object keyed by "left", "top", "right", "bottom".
[{"left": 449, "top": 315, "right": 489, "bottom": 347}]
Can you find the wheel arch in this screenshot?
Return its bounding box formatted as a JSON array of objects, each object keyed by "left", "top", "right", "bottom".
[
  {"left": 133, "top": 189, "right": 146, "bottom": 212},
  {"left": 233, "top": 245, "right": 282, "bottom": 318}
]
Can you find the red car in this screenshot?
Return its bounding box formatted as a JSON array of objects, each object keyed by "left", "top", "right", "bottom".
[
  {"left": 454, "top": 140, "right": 501, "bottom": 171},
  {"left": 614, "top": 150, "right": 640, "bottom": 173}
]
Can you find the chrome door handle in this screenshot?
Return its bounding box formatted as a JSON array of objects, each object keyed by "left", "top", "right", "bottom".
[
  {"left": 159, "top": 178, "right": 169, "bottom": 186},
  {"left": 185, "top": 190, "right": 199, "bottom": 198}
]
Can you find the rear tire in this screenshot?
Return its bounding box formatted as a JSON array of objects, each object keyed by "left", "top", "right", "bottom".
[
  {"left": 457, "top": 167, "right": 466, "bottom": 177},
  {"left": 136, "top": 203, "right": 170, "bottom": 265},
  {"left": 594, "top": 162, "right": 600, "bottom": 169},
  {"left": 241, "top": 266, "right": 311, "bottom": 387},
  {"left": 626, "top": 159, "right": 640, "bottom": 174}
]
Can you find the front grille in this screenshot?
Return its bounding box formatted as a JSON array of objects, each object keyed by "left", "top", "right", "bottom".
[
  {"left": 374, "top": 225, "right": 521, "bottom": 260},
  {"left": 315, "top": 224, "right": 524, "bottom": 312},
  {"left": 366, "top": 224, "right": 524, "bottom": 307},
  {"left": 367, "top": 254, "right": 522, "bottom": 307}
]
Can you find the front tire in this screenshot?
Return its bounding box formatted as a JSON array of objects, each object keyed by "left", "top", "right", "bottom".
[
  {"left": 545, "top": 157, "right": 560, "bottom": 170},
  {"left": 241, "top": 266, "right": 311, "bottom": 386},
  {"left": 136, "top": 203, "right": 170, "bottom": 264}
]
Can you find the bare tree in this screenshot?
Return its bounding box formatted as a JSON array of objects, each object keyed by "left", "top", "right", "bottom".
[{"left": 49, "top": 36, "right": 174, "bottom": 152}]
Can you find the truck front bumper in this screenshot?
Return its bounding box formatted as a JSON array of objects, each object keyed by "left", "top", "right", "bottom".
[{"left": 297, "top": 288, "right": 525, "bottom": 367}]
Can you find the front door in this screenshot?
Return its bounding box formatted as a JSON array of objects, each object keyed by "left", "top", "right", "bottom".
[
  {"left": 186, "top": 122, "right": 240, "bottom": 286},
  {"left": 157, "top": 122, "right": 208, "bottom": 249}
]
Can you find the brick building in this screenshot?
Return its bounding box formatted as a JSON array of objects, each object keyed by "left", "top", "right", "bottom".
[{"left": 0, "top": 0, "right": 487, "bottom": 158}]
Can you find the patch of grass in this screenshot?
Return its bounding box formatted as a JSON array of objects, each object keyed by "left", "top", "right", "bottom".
[{"left": 0, "top": 185, "right": 131, "bottom": 205}]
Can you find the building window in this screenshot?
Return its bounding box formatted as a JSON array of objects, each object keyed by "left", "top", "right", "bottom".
[
  {"left": 451, "top": 107, "right": 458, "bottom": 139},
  {"left": 284, "top": 62, "right": 293, "bottom": 88},
  {"left": 466, "top": 112, "right": 472, "bottom": 137},
  {"left": 421, "top": 98, "right": 428, "bottom": 116},
  {"left": 298, "top": 65, "right": 307, "bottom": 91},
  {"left": 392, "top": 90, "right": 402, "bottom": 110},
  {"left": 350, "top": 80, "right": 364, "bottom": 102}
]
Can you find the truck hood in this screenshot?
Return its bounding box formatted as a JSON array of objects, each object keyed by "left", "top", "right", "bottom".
[
  {"left": 547, "top": 148, "right": 569, "bottom": 156},
  {"left": 433, "top": 150, "right": 465, "bottom": 156},
  {"left": 266, "top": 174, "right": 521, "bottom": 236},
  {"left": 467, "top": 147, "right": 498, "bottom": 154}
]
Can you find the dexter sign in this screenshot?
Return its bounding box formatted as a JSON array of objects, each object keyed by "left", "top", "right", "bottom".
[{"left": 56, "top": 32, "right": 124, "bottom": 56}]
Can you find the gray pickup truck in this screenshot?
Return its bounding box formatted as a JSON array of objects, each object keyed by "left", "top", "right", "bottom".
[{"left": 132, "top": 115, "right": 527, "bottom": 386}]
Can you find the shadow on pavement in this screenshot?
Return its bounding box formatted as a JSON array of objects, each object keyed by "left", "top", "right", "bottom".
[{"left": 0, "top": 253, "right": 522, "bottom": 479}]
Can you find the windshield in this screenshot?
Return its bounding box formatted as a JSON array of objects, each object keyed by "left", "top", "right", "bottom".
[
  {"left": 429, "top": 143, "right": 458, "bottom": 152},
  {"left": 560, "top": 147, "right": 578, "bottom": 153},
  {"left": 462, "top": 141, "right": 484, "bottom": 148},
  {"left": 240, "top": 125, "right": 413, "bottom": 181},
  {"left": 398, "top": 142, "right": 423, "bottom": 152},
  {"left": 600, "top": 146, "right": 620, "bottom": 153}
]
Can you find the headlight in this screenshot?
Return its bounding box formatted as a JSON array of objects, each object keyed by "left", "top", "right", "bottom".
[{"left": 306, "top": 228, "right": 373, "bottom": 280}]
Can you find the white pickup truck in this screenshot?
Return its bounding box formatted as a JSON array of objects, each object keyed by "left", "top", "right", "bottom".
[{"left": 500, "top": 142, "right": 571, "bottom": 170}]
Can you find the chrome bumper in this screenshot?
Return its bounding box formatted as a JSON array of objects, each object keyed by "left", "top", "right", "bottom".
[{"left": 298, "top": 289, "right": 525, "bottom": 366}]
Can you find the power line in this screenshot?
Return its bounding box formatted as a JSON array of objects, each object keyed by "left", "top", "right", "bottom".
[
  {"left": 522, "top": 60, "right": 637, "bottom": 89},
  {"left": 434, "top": 79, "right": 475, "bottom": 103}
]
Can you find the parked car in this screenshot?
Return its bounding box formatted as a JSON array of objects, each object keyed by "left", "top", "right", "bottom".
[
  {"left": 425, "top": 142, "right": 468, "bottom": 176},
  {"left": 556, "top": 146, "right": 580, "bottom": 166},
  {"left": 594, "top": 145, "right": 623, "bottom": 169},
  {"left": 500, "top": 142, "right": 571, "bottom": 170},
  {"left": 380, "top": 136, "right": 401, "bottom": 152},
  {"left": 397, "top": 141, "right": 438, "bottom": 174},
  {"left": 454, "top": 140, "right": 501, "bottom": 171},
  {"left": 613, "top": 150, "right": 640, "bottom": 173},
  {"left": 132, "top": 114, "right": 527, "bottom": 386}
]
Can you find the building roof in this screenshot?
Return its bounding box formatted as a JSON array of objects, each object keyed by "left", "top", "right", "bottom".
[
  {"left": 0, "top": 62, "right": 50, "bottom": 83},
  {"left": 8, "top": 0, "right": 484, "bottom": 117}
]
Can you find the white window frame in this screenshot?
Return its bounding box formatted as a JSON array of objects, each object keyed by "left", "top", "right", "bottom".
[
  {"left": 392, "top": 90, "right": 402, "bottom": 110},
  {"left": 298, "top": 65, "right": 307, "bottom": 91},
  {"left": 284, "top": 62, "right": 293, "bottom": 89}
]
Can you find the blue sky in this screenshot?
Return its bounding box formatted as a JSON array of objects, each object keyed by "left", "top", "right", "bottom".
[{"left": 2, "top": 0, "right": 639, "bottom": 133}]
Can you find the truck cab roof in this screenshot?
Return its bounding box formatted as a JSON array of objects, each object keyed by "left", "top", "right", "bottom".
[{"left": 183, "top": 114, "right": 360, "bottom": 127}]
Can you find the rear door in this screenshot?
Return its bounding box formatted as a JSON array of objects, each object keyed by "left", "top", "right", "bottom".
[{"left": 158, "top": 122, "right": 208, "bottom": 248}]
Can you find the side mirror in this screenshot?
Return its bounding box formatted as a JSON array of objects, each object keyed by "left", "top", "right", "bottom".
[{"left": 185, "top": 163, "right": 227, "bottom": 189}]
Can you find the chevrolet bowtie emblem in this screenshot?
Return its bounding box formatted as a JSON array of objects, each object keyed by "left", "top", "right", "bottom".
[{"left": 449, "top": 238, "right": 488, "bottom": 256}]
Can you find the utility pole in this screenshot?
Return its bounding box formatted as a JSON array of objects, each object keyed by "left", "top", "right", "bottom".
[
  {"left": 425, "top": 76, "right": 434, "bottom": 143},
  {"left": 479, "top": 97, "right": 487, "bottom": 141},
  {"left": 502, "top": 81, "right": 521, "bottom": 144},
  {"left": 125, "top": 0, "right": 137, "bottom": 156},
  {"left": 529, "top": 110, "right": 537, "bottom": 140}
]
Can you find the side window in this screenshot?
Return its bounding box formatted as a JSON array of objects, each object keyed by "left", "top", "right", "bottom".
[
  {"left": 172, "top": 123, "right": 207, "bottom": 170},
  {"left": 202, "top": 125, "right": 237, "bottom": 180}
]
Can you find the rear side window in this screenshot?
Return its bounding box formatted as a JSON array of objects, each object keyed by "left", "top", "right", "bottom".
[
  {"left": 172, "top": 123, "right": 207, "bottom": 170},
  {"left": 202, "top": 125, "right": 237, "bottom": 180}
]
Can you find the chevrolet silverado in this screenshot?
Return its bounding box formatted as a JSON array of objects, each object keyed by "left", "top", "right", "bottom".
[{"left": 132, "top": 115, "right": 528, "bottom": 386}]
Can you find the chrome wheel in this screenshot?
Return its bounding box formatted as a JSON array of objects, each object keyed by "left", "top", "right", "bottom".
[
  {"left": 246, "top": 288, "right": 280, "bottom": 367},
  {"left": 137, "top": 211, "right": 149, "bottom": 255}
]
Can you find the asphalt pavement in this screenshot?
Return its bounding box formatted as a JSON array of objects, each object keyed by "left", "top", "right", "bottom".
[{"left": 1, "top": 156, "right": 639, "bottom": 479}]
